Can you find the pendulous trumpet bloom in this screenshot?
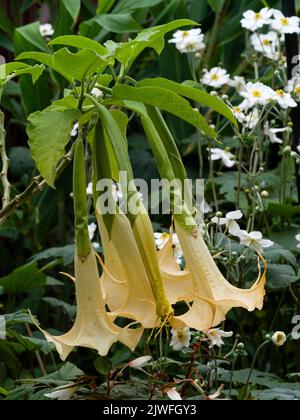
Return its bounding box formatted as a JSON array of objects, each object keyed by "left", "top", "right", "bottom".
[
  {"left": 171, "top": 222, "right": 267, "bottom": 332},
  {"left": 96, "top": 205, "right": 158, "bottom": 329},
  {"left": 33, "top": 249, "right": 143, "bottom": 361}
]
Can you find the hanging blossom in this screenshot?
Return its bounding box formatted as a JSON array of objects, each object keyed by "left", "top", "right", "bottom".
[
  {"left": 295, "top": 234, "right": 300, "bottom": 249},
  {"left": 166, "top": 388, "right": 182, "bottom": 401},
  {"left": 274, "top": 89, "right": 297, "bottom": 109},
  {"left": 206, "top": 328, "right": 233, "bottom": 348},
  {"left": 238, "top": 231, "right": 274, "bottom": 254},
  {"left": 271, "top": 10, "right": 300, "bottom": 34},
  {"left": 240, "top": 82, "right": 274, "bottom": 107},
  {"left": 201, "top": 67, "right": 230, "bottom": 89},
  {"left": 40, "top": 23, "right": 54, "bottom": 38},
  {"left": 154, "top": 232, "right": 183, "bottom": 265},
  {"left": 44, "top": 383, "right": 78, "bottom": 400},
  {"left": 250, "top": 31, "right": 280, "bottom": 60},
  {"left": 264, "top": 122, "right": 290, "bottom": 144},
  {"left": 170, "top": 327, "right": 191, "bottom": 351},
  {"left": 241, "top": 8, "right": 274, "bottom": 32},
  {"left": 209, "top": 147, "right": 236, "bottom": 168},
  {"left": 212, "top": 210, "right": 243, "bottom": 236},
  {"left": 169, "top": 29, "right": 205, "bottom": 53}
]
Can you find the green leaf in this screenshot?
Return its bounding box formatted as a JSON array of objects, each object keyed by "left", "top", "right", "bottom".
[
  {"left": 0, "top": 264, "right": 46, "bottom": 295},
  {"left": 49, "top": 35, "right": 108, "bottom": 56},
  {"left": 81, "top": 13, "right": 142, "bottom": 35},
  {"left": 266, "top": 264, "right": 300, "bottom": 290},
  {"left": 207, "top": 0, "right": 226, "bottom": 12},
  {"left": 113, "top": 0, "right": 165, "bottom": 12},
  {"left": 62, "top": 0, "right": 81, "bottom": 21},
  {"left": 97, "top": 0, "right": 118, "bottom": 14},
  {"left": 111, "top": 85, "right": 216, "bottom": 138},
  {"left": 14, "top": 22, "right": 49, "bottom": 54},
  {"left": 27, "top": 106, "right": 80, "bottom": 187},
  {"left": 14, "top": 64, "right": 45, "bottom": 84},
  {"left": 30, "top": 244, "right": 75, "bottom": 266},
  {"left": 268, "top": 202, "right": 300, "bottom": 219},
  {"left": 137, "top": 78, "right": 237, "bottom": 126}
]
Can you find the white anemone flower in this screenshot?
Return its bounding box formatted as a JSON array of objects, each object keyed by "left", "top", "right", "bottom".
[
  {"left": 250, "top": 31, "right": 279, "bottom": 60},
  {"left": 209, "top": 148, "right": 236, "bottom": 168},
  {"left": 40, "top": 23, "right": 54, "bottom": 38},
  {"left": 274, "top": 89, "right": 297, "bottom": 109},
  {"left": 239, "top": 230, "right": 274, "bottom": 253},
  {"left": 206, "top": 329, "right": 233, "bottom": 348},
  {"left": 169, "top": 29, "right": 205, "bottom": 53},
  {"left": 45, "top": 383, "right": 77, "bottom": 400},
  {"left": 231, "top": 105, "right": 247, "bottom": 124},
  {"left": 88, "top": 223, "right": 97, "bottom": 241},
  {"left": 170, "top": 327, "right": 191, "bottom": 351},
  {"left": 241, "top": 8, "right": 274, "bottom": 32},
  {"left": 271, "top": 11, "right": 300, "bottom": 34},
  {"left": 201, "top": 67, "right": 230, "bottom": 89},
  {"left": 211, "top": 210, "right": 243, "bottom": 236},
  {"left": 128, "top": 355, "right": 152, "bottom": 369},
  {"left": 240, "top": 82, "right": 274, "bottom": 107},
  {"left": 264, "top": 122, "right": 289, "bottom": 144}
]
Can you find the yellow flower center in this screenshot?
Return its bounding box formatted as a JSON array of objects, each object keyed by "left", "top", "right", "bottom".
[
  {"left": 211, "top": 74, "right": 220, "bottom": 81},
  {"left": 252, "top": 90, "right": 262, "bottom": 98},
  {"left": 262, "top": 39, "right": 271, "bottom": 46},
  {"left": 255, "top": 13, "right": 262, "bottom": 20},
  {"left": 233, "top": 107, "right": 241, "bottom": 114},
  {"left": 276, "top": 89, "right": 285, "bottom": 97},
  {"left": 182, "top": 31, "right": 189, "bottom": 38},
  {"left": 162, "top": 232, "right": 170, "bottom": 240},
  {"left": 280, "top": 18, "right": 289, "bottom": 26},
  {"left": 177, "top": 331, "right": 185, "bottom": 340},
  {"left": 294, "top": 86, "right": 300, "bottom": 95}
]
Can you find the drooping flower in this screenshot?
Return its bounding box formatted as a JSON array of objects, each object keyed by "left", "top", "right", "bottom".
[
  {"left": 244, "top": 108, "right": 260, "bottom": 129},
  {"left": 241, "top": 8, "right": 274, "bottom": 32},
  {"left": 39, "top": 23, "right": 54, "bottom": 38},
  {"left": 171, "top": 222, "right": 267, "bottom": 332},
  {"left": 264, "top": 122, "right": 289, "bottom": 144},
  {"left": 96, "top": 207, "right": 158, "bottom": 329},
  {"left": 128, "top": 355, "right": 153, "bottom": 369},
  {"left": 272, "top": 331, "right": 287, "bottom": 347},
  {"left": 170, "top": 327, "right": 191, "bottom": 351},
  {"left": 274, "top": 89, "right": 297, "bottom": 109},
  {"left": 169, "top": 29, "right": 205, "bottom": 53},
  {"left": 228, "top": 76, "right": 247, "bottom": 92},
  {"left": 206, "top": 328, "right": 233, "bottom": 348},
  {"left": 295, "top": 234, "right": 300, "bottom": 249},
  {"left": 211, "top": 210, "right": 243, "bottom": 236},
  {"left": 239, "top": 231, "right": 274, "bottom": 254},
  {"left": 45, "top": 383, "right": 78, "bottom": 400},
  {"left": 231, "top": 106, "right": 247, "bottom": 124},
  {"left": 241, "top": 82, "right": 274, "bottom": 107},
  {"left": 271, "top": 11, "right": 300, "bottom": 34},
  {"left": 250, "top": 31, "right": 279, "bottom": 60},
  {"left": 201, "top": 67, "right": 230, "bottom": 89},
  {"left": 209, "top": 148, "right": 236, "bottom": 168}
]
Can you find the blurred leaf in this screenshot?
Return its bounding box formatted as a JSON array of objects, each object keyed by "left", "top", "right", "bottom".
[
  {"left": 30, "top": 245, "right": 75, "bottom": 266},
  {"left": 80, "top": 13, "right": 142, "bottom": 35},
  {"left": 0, "top": 264, "right": 46, "bottom": 295}
]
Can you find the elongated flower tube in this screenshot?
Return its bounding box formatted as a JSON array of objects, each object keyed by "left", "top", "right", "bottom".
[
  {"left": 32, "top": 130, "right": 143, "bottom": 360},
  {"left": 96, "top": 205, "right": 158, "bottom": 329},
  {"left": 172, "top": 222, "right": 267, "bottom": 332}
]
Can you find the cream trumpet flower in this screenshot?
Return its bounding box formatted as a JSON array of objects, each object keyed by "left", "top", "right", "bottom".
[
  {"left": 32, "top": 248, "right": 142, "bottom": 361},
  {"left": 172, "top": 222, "right": 267, "bottom": 332},
  {"left": 96, "top": 205, "right": 157, "bottom": 329}
]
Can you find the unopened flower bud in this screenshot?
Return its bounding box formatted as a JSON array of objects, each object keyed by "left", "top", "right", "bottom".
[
  {"left": 272, "top": 331, "right": 287, "bottom": 347},
  {"left": 291, "top": 151, "right": 298, "bottom": 158},
  {"left": 283, "top": 146, "right": 291, "bottom": 153},
  {"left": 210, "top": 91, "right": 218, "bottom": 96},
  {"left": 237, "top": 343, "right": 245, "bottom": 351},
  {"left": 215, "top": 211, "right": 223, "bottom": 218},
  {"left": 261, "top": 190, "right": 269, "bottom": 198}
]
